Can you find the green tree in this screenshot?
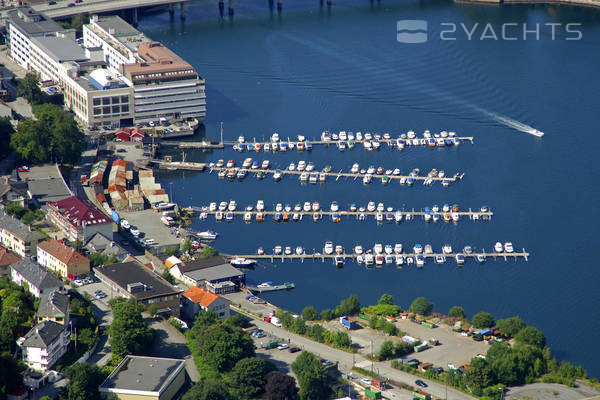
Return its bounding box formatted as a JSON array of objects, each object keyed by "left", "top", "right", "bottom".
[
  {"left": 335, "top": 294, "right": 360, "bottom": 316},
  {"left": 200, "top": 246, "right": 219, "bottom": 259},
  {"left": 264, "top": 371, "right": 299, "bottom": 400},
  {"left": 4, "top": 202, "right": 27, "bottom": 218},
  {"left": 198, "top": 324, "right": 255, "bottom": 372},
  {"left": 472, "top": 312, "right": 495, "bottom": 329},
  {"left": 183, "top": 379, "right": 232, "bottom": 400},
  {"left": 224, "top": 314, "right": 250, "bottom": 328},
  {"left": 0, "top": 352, "right": 24, "bottom": 399},
  {"left": 394, "top": 341, "right": 413, "bottom": 357},
  {"left": 378, "top": 293, "right": 394, "bottom": 305},
  {"left": 147, "top": 304, "right": 158, "bottom": 317},
  {"left": 515, "top": 326, "right": 546, "bottom": 349},
  {"left": 63, "top": 363, "right": 104, "bottom": 400},
  {"left": 108, "top": 298, "right": 154, "bottom": 359},
  {"left": 496, "top": 316, "right": 525, "bottom": 337},
  {"left": 379, "top": 340, "right": 395, "bottom": 361},
  {"left": 465, "top": 357, "right": 495, "bottom": 390},
  {"left": 320, "top": 309, "right": 334, "bottom": 321},
  {"left": 409, "top": 296, "right": 434, "bottom": 315},
  {"left": 88, "top": 253, "right": 119, "bottom": 268},
  {"left": 448, "top": 306, "right": 466, "bottom": 319},
  {"left": 182, "top": 239, "right": 192, "bottom": 253},
  {"left": 383, "top": 321, "right": 398, "bottom": 336},
  {"left": 292, "top": 317, "right": 307, "bottom": 335},
  {"left": 163, "top": 246, "right": 179, "bottom": 256},
  {"left": 17, "top": 73, "right": 44, "bottom": 104},
  {"left": 49, "top": 111, "right": 84, "bottom": 164},
  {"left": 0, "top": 117, "right": 14, "bottom": 158},
  {"left": 307, "top": 324, "right": 325, "bottom": 342},
  {"left": 161, "top": 269, "right": 176, "bottom": 284},
  {"left": 332, "top": 331, "right": 351, "bottom": 349},
  {"left": 291, "top": 351, "right": 331, "bottom": 400},
  {"left": 230, "top": 357, "right": 276, "bottom": 399},
  {"left": 11, "top": 119, "right": 51, "bottom": 163},
  {"left": 302, "top": 306, "right": 318, "bottom": 321},
  {"left": 77, "top": 328, "right": 98, "bottom": 349}
]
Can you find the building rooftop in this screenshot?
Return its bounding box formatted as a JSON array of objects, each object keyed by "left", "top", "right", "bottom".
[
  {"left": 38, "top": 239, "right": 89, "bottom": 266},
  {"left": 0, "top": 177, "right": 28, "bottom": 200},
  {"left": 99, "top": 355, "right": 185, "bottom": 394},
  {"left": 94, "top": 261, "right": 180, "bottom": 301},
  {"left": 11, "top": 259, "right": 63, "bottom": 291},
  {"left": 183, "top": 263, "right": 244, "bottom": 284},
  {"left": 177, "top": 256, "right": 227, "bottom": 273},
  {"left": 30, "top": 35, "right": 87, "bottom": 63},
  {"left": 0, "top": 212, "right": 45, "bottom": 243},
  {"left": 18, "top": 164, "right": 72, "bottom": 205},
  {"left": 0, "top": 246, "right": 21, "bottom": 267},
  {"left": 87, "top": 15, "right": 150, "bottom": 54},
  {"left": 7, "top": 7, "right": 65, "bottom": 36},
  {"left": 48, "top": 196, "right": 110, "bottom": 228},
  {"left": 84, "top": 232, "right": 128, "bottom": 261},
  {"left": 37, "top": 290, "right": 69, "bottom": 319},
  {"left": 183, "top": 286, "right": 221, "bottom": 307},
  {"left": 19, "top": 320, "right": 66, "bottom": 348}
]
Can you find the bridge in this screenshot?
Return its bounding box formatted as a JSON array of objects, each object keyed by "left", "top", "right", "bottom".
[{"left": 31, "top": 0, "right": 192, "bottom": 20}]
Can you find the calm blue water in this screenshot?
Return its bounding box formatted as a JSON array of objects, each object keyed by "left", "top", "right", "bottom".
[{"left": 138, "top": 0, "right": 600, "bottom": 377}]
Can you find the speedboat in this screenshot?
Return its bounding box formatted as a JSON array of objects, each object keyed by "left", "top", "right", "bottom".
[
  {"left": 374, "top": 243, "right": 383, "bottom": 254},
  {"left": 297, "top": 161, "right": 306, "bottom": 171},
  {"left": 303, "top": 202, "right": 311, "bottom": 212},
  {"left": 435, "top": 255, "right": 446, "bottom": 264},
  {"left": 395, "top": 255, "right": 404, "bottom": 266},
  {"left": 299, "top": 172, "right": 308, "bottom": 183},
  {"left": 256, "top": 200, "right": 265, "bottom": 211},
  {"left": 226, "top": 160, "right": 234, "bottom": 168},
  {"left": 242, "top": 158, "right": 252, "bottom": 168},
  {"left": 273, "top": 170, "right": 283, "bottom": 182},
  {"left": 309, "top": 173, "right": 318, "bottom": 184},
  {"left": 244, "top": 212, "right": 252, "bottom": 222},
  {"left": 335, "top": 245, "right": 344, "bottom": 254},
  {"left": 228, "top": 200, "right": 237, "bottom": 211},
  {"left": 416, "top": 255, "right": 425, "bottom": 267},
  {"left": 216, "top": 159, "right": 225, "bottom": 168},
  {"left": 275, "top": 203, "right": 283, "bottom": 212},
  {"left": 384, "top": 244, "right": 393, "bottom": 255},
  {"left": 271, "top": 132, "right": 280, "bottom": 142},
  {"left": 324, "top": 241, "right": 334, "bottom": 255},
  {"left": 209, "top": 202, "right": 217, "bottom": 212},
  {"left": 321, "top": 131, "right": 331, "bottom": 141},
  {"left": 337, "top": 141, "right": 346, "bottom": 151},
  {"left": 477, "top": 254, "right": 486, "bottom": 263},
  {"left": 349, "top": 203, "right": 357, "bottom": 212},
  {"left": 375, "top": 212, "right": 383, "bottom": 223},
  {"left": 424, "top": 244, "right": 433, "bottom": 255},
  {"left": 258, "top": 282, "right": 273, "bottom": 288},
  {"left": 413, "top": 244, "right": 423, "bottom": 254},
  {"left": 339, "top": 131, "right": 347, "bottom": 140},
  {"left": 312, "top": 202, "right": 320, "bottom": 211},
  {"left": 367, "top": 165, "right": 376, "bottom": 175},
  {"left": 313, "top": 212, "right": 320, "bottom": 222},
  {"left": 432, "top": 213, "right": 440, "bottom": 223},
  {"left": 354, "top": 245, "right": 363, "bottom": 254},
  {"left": 442, "top": 244, "right": 452, "bottom": 254},
  {"left": 273, "top": 245, "right": 282, "bottom": 255},
  {"left": 284, "top": 246, "right": 292, "bottom": 255},
  {"left": 197, "top": 230, "right": 219, "bottom": 240},
  {"left": 296, "top": 246, "right": 304, "bottom": 255},
  {"left": 285, "top": 204, "right": 292, "bottom": 212},
  {"left": 363, "top": 174, "right": 372, "bottom": 185},
  {"left": 256, "top": 212, "right": 264, "bottom": 223},
  {"left": 229, "top": 257, "right": 256, "bottom": 268},
  {"left": 365, "top": 253, "right": 374, "bottom": 266},
  {"left": 292, "top": 213, "right": 300, "bottom": 222},
  {"left": 385, "top": 254, "right": 394, "bottom": 265},
  {"left": 367, "top": 201, "right": 376, "bottom": 212},
  {"left": 215, "top": 212, "right": 223, "bottom": 221},
  {"left": 257, "top": 247, "right": 264, "bottom": 255},
  {"left": 351, "top": 163, "right": 360, "bottom": 174},
  {"left": 395, "top": 211, "right": 403, "bottom": 223},
  {"left": 375, "top": 255, "right": 384, "bottom": 266},
  {"left": 261, "top": 160, "right": 270, "bottom": 170},
  {"left": 504, "top": 242, "right": 514, "bottom": 253},
  {"left": 463, "top": 246, "right": 473, "bottom": 255},
  {"left": 330, "top": 201, "right": 339, "bottom": 212},
  {"left": 319, "top": 173, "right": 327, "bottom": 183},
  {"left": 225, "top": 212, "right": 234, "bottom": 222},
  {"left": 288, "top": 162, "right": 296, "bottom": 171},
  {"left": 356, "top": 255, "right": 364, "bottom": 264},
  {"left": 406, "top": 256, "right": 414, "bottom": 266},
  {"left": 219, "top": 201, "right": 228, "bottom": 211},
  {"left": 377, "top": 203, "right": 385, "bottom": 212},
  {"left": 494, "top": 242, "right": 503, "bottom": 253},
  {"left": 306, "top": 162, "right": 315, "bottom": 172},
  {"left": 331, "top": 213, "right": 341, "bottom": 223},
  {"left": 394, "top": 243, "right": 403, "bottom": 254},
  {"left": 334, "top": 255, "right": 345, "bottom": 267},
  {"left": 455, "top": 253, "right": 465, "bottom": 265}
]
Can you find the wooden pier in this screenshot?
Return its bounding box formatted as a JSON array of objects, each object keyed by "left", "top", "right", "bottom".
[
  {"left": 223, "top": 250, "right": 529, "bottom": 264},
  {"left": 209, "top": 166, "right": 462, "bottom": 184},
  {"left": 232, "top": 136, "right": 474, "bottom": 147},
  {"left": 151, "top": 160, "right": 207, "bottom": 171},
  {"left": 247, "top": 282, "right": 296, "bottom": 292},
  {"left": 160, "top": 141, "right": 225, "bottom": 149}
]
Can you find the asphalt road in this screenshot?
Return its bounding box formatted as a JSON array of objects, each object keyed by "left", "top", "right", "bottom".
[{"left": 243, "top": 312, "right": 476, "bottom": 400}]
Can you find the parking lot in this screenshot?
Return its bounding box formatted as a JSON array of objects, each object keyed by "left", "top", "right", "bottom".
[
  {"left": 118, "top": 209, "right": 182, "bottom": 252},
  {"left": 321, "top": 317, "right": 490, "bottom": 367},
  {"left": 113, "top": 141, "right": 146, "bottom": 163}
]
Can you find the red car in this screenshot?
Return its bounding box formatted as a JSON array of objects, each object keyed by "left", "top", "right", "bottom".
[{"left": 17, "top": 166, "right": 29, "bottom": 172}]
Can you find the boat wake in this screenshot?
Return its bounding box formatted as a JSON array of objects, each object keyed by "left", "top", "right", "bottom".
[{"left": 485, "top": 112, "right": 544, "bottom": 138}]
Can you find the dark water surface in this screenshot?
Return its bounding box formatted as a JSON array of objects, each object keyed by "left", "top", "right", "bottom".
[{"left": 137, "top": 0, "right": 600, "bottom": 376}]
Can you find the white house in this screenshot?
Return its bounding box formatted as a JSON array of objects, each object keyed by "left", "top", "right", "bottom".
[
  {"left": 17, "top": 320, "right": 70, "bottom": 372},
  {"left": 10, "top": 259, "right": 63, "bottom": 298},
  {"left": 181, "top": 287, "right": 230, "bottom": 320}
]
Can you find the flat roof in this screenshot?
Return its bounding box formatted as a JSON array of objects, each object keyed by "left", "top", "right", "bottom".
[
  {"left": 94, "top": 261, "right": 180, "bottom": 300},
  {"left": 99, "top": 355, "right": 185, "bottom": 394},
  {"left": 7, "top": 8, "right": 65, "bottom": 36},
  {"left": 30, "top": 36, "right": 87, "bottom": 63},
  {"left": 183, "top": 263, "right": 244, "bottom": 283}
]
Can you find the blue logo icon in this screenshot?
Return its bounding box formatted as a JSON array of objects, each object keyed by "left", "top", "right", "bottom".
[{"left": 397, "top": 20, "right": 428, "bottom": 43}]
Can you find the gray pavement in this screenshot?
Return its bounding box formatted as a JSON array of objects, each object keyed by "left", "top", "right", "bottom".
[
  {"left": 506, "top": 382, "right": 600, "bottom": 400},
  {"left": 236, "top": 308, "right": 476, "bottom": 400}
]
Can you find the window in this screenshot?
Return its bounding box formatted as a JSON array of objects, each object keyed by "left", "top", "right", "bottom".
[
  {"left": 103, "top": 106, "right": 110, "bottom": 114},
  {"left": 121, "top": 95, "right": 128, "bottom": 104},
  {"left": 112, "top": 106, "right": 119, "bottom": 114}
]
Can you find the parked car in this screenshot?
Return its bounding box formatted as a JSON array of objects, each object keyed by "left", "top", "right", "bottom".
[
  {"left": 360, "top": 378, "right": 371, "bottom": 386},
  {"left": 415, "top": 380, "right": 428, "bottom": 388},
  {"left": 117, "top": 148, "right": 127, "bottom": 153},
  {"left": 47, "top": 1, "right": 56, "bottom": 4},
  {"left": 288, "top": 347, "right": 301, "bottom": 353},
  {"left": 73, "top": 279, "right": 84, "bottom": 287},
  {"left": 277, "top": 344, "right": 289, "bottom": 350},
  {"left": 17, "top": 166, "right": 29, "bottom": 172}
]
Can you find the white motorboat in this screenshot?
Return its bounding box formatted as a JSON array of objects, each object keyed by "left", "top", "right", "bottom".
[
  {"left": 394, "top": 243, "right": 403, "bottom": 254},
  {"left": 271, "top": 132, "right": 280, "bottom": 142},
  {"left": 339, "top": 131, "right": 347, "bottom": 140},
  {"left": 242, "top": 157, "right": 252, "bottom": 168},
  {"left": 395, "top": 255, "right": 404, "bottom": 266},
  {"left": 273, "top": 246, "right": 283, "bottom": 255},
  {"left": 384, "top": 244, "right": 393, "bottom": 255},
  {"left": 288, "top": 162, "right": 296, "bottom": 171},
  {"left": 363, "top": 174, "right": 372, "bottom": 184},
  {"left": 374, "top": 243, "right": 383, "bottom": 254},
  {"left": 324, "top": 241, "right": 334, "bottom": 255},
  {"left": 261, "top": 160, "right": 270, "bottom": 169},
  {"left": 504, "top": 242, "right": 514, "bottom": 253},
  {"left": 297, "top": 161, "right": 306, "bottom": 171},
  {"left": 312, "top": 202, "right": 320, "bottom": 211},
  {"left": 354, "top": 245, "right": 363, "bottom": 254},
  {"left": 257, "top": 247, "right": 264, "bottom": 255},
  {"left": 365, "top": 253, "right": 374, "bottom": 265},
  {"left": 442, "top": 244, "right": 452, "bottom": 254},
  {"left": 257, "top": 282, "right": 273, "bottom": 288},
  {"left": 455, "top": 253, "right": 465, "bottom": 265},
  {"left": 229, "top": 257, "right": 256, "bottom": 267},
  {"left": 395, "top": 211, "right": 403, "bottom": 223},
  {"left": 377, "top": 203, "right": 384, "bottom": 212},
  {"left": 477, "top": 254, "right": 486, "bottom": 263},
  {"left": 356, "top": 255, "right": 364, "bottom": 264},
  {"left": 303, "top": 202, "right": 311, "bottom": 212},
  {"left": 209, "top": 202, "right": 217, "bottom": 212},
  {"left": 416, "top": 255, "right": 425, "bottom": 267},
  {"left": 351, "top": 163, "right": 359, "bottom": 174},
  {"left": 228, "top": 200, "right": 237, "bottom": 211},
  {"left": 244, "top": 212, "right": 251, "bottom": 222},
  {"left": 330, "top": 201, "right": 339, "bottom": 212},
  {"left": 197, "top": 230, "right": 219, "bottom": 240},
  {"left": 367, "top": 201, "right": 376, "bottom": 212},
  {"left": 436, "top": 255, "right": 446, "bottom": 264},
  {"left": 413, "top": 244, "right": 423, "bottom": 254},
  {"left": 284, "top": 246, "right": 292, "bottom": 255},
  {"left": 275, "top": 203, "right": 283, "bottom": 212},
  {"left": 215, "top": 212, "right": 223, "bottom": 221},
  {"left": 494, "top": 242, "right": 503, "bottom": 252},
  {"left": 296, "top": 246, "right": 304, "bottom": 255},
  {"left": 256, "top": 200, "right": 265, "bottom": 211}
]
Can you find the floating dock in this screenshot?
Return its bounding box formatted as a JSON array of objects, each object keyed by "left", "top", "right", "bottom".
[
  {"left": 247, "top": 282, "right": 295, "bottom": 292},
  {"left": 151, "top": 160, "right": 207, "bottom": 171},
  {"left": 224, "top": 250, "right": 529, "bottom": 264},
  {"left": 209, "top": 165, "right": 463, "bottom": 186},
  {"left": 195, "top": 208, "right": 492, "bottom": 222},
  {"left": 160, "top": 141, "right": 225, "bottom": 149}
]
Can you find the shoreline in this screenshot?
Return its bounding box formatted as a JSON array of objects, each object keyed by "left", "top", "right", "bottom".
[{"left": 454, "top": 0, "right": 600, "bottom": 8}]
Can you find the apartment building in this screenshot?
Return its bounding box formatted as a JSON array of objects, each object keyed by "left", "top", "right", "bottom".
[
  {"left": 46, "top": 196, "right": 112, "bottom": 242},
  {"left": 0, "top": 211, "right": 45, "bottom": 257},
  {"left": 37, "top": 239, "right": 90, "bottom": 278},
  {"left": 17, "top": 320, "right": 70, "bottom": 372}
]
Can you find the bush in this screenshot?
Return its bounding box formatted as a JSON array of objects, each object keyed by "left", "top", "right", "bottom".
[
  {"left": 472, "top": 312, "right": 495, "bottom": 329},
  {"left": 320, "top": 309, "right": 334, "bottom": 321},
  {"left": 448, "top": 306, "right": 466, "bottom": 319},
  {"left": 302, "top": 306, "right": 318, "bottom": 321},
  {"left": 409, "top": 297, "right": 434, "bottom": 315}
]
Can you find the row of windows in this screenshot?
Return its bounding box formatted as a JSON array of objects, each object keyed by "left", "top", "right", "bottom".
[
  {"left": 132, "top": 69, "right": 195, "bottom": 80},
  {"left": 93, "top": 105, "right": 130, "bottom": 116},
  {"left": 93, "top": 96, "right": 129, "bottom": 106}
]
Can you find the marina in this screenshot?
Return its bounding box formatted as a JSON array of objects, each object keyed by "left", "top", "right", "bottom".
[
  {"left": 194, "top": 202, "right": 492, "bottom": 223},
  {"left": 230, "top": 130, "right": 474, "bottom": 153},
  {"left": 208, "top": 160, "right": 463, "bottom": 187}
]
